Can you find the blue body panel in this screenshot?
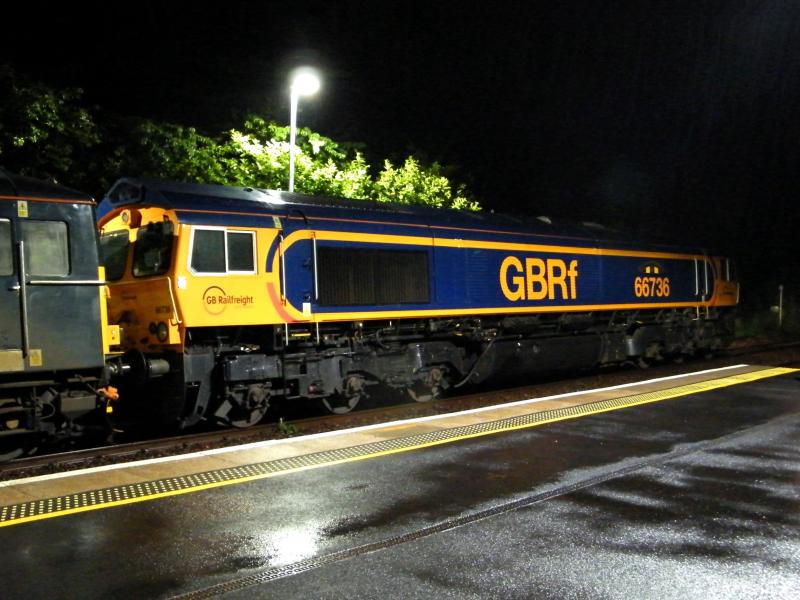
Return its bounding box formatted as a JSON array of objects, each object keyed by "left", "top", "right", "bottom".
[{"left": 99, "top": 179, "right": 714, "bottom": 319}]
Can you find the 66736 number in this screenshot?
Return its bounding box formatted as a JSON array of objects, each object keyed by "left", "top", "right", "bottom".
[{"left": 634, "top": 276, "right": 670, "bottom": 298}]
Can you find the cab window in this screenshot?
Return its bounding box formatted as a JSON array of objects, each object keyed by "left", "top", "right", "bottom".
[
  {"left": 0, "top": 219, "right": 12, "bottom": 275},
  {"left": 133, "top": 221, "right": 174, "bottom": 277},
  {"left": 100, "top": 230, "right": 130, "bottom": 281},
  {"left": 20, "top": 220, "right": 70, "bottom": 276},
  {"left": 190, "top": 228, "right": 255, "bottom": 274}
]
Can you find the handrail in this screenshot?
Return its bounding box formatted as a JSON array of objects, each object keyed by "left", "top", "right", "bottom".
[
  {"left": 17, "top": 241, "right": 30, "bottom": 358},
  {"left": 27, "top": 279, "right": 106, "bottom": 286},
  {"left": 280, "top": 233, "right": 287, "bottom": 304},
  {"left": 312, "top": 233, "right": 318, "bottom": 301},
  {"left": 166, "top": 276, "right": 182, "bottom": 324}
]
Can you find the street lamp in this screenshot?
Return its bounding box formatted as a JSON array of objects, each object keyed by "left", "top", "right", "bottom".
[{"left": 288, "top": 68, "right": 320, "bottom": 193}]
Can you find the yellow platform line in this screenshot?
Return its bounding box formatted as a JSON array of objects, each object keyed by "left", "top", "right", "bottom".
[{"left": 0, "top": 366, "right": 795, "bottom": 528}]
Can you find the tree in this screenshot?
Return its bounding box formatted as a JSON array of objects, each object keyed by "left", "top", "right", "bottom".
[
  {"left": 374, "top": 157, "right": 480, "bottom": 210},
  {"left": 0, "top": 70, "right": 480, "bottom": 210},
  {"left": 219, "top": 116, "right": 373, "bottom": 199},
  {"left": 0, "top": 66, "right": 99, "bottom": 188}
]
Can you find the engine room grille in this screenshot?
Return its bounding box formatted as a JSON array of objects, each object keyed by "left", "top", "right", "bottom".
[{"left": 317, "top": 247, "right": 430, "bottom": 306}]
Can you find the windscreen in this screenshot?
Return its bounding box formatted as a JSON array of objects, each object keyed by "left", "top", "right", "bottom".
[
  {"left": 100, "top": 230, "right": 130, "bottom": 281},
  {"left": 132, "top": 221, "right": 174, "bottom": 277}
]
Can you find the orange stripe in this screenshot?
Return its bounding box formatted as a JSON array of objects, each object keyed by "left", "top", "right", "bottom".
[
  {"left": 171, "top": 207, "right": 601, "bottom": 243},
  {"left": 266, "top": 281, "right": 298, "bottom": 323}
]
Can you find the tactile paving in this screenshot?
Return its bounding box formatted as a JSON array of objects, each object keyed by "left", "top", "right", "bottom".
[{"left": 0, "top": 366, "right": 794, "bottom": 528}]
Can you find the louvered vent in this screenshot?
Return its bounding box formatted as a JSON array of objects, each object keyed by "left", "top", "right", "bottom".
[{"left": 318, "top": 247, "right": 430, "bottom": 305}]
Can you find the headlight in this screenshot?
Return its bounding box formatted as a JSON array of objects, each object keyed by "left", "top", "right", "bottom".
[{"left": 156, "top": 321, "right": 169, "bottom": 342}]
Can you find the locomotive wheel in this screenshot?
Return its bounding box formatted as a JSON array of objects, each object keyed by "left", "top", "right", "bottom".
[
  {"left": 406, "top": 367, "right": 444, "bottom": 403},
  {"left": 229, "top": 403, "right": 269, "bottom": 428},
  {"left": 321, "top": 375, "right": 364, "bottom": 415},
  {"left": 0, "top": 445, "right": 27, "bottom": 462},
  {"left": 227, "top": 385, "right": 270, "bottom": 428},
  {"left": 0, "top": 436, "right": 39, "bottom": 461}
]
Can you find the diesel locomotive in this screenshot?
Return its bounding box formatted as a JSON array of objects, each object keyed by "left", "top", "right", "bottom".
[
  {"left": 95, "top": 177, "right": 739, "bottom": 429},
  {"left": 0, "top": 172, "right": 119, "bottom": 457}
]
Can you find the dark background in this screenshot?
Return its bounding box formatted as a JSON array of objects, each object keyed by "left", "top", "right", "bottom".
[{"left": 1, "top": 0, "right": 798, "bottom": 296}]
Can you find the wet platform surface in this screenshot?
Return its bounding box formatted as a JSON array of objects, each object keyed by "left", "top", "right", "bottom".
[{"left": 1, "top": 367, "right": 798, "bottom": 598}]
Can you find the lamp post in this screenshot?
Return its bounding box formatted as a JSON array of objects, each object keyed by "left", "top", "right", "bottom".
[{"left": 288, "top": 68, "right": 320, "bottom": 193}]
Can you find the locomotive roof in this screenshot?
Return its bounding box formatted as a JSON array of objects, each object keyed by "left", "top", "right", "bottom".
[
  {"left": 0, "top": 170, "right": 94, "bottom": 203},
  {"left": 98, "top": 177, "right": 702, "bottom": 253},
  {"left": 99, "top": 177, "right": 601, "bottom": 237}
]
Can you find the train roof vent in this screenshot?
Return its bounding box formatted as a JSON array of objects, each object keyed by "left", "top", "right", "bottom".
[
  {"left": 106, "top": 180, "right": 144, "bottom": 205},
  {"left": 581, "top": 221, "right": 606, "bottom": 230}
]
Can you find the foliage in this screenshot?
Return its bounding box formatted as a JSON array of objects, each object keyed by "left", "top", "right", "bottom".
[
  {"left": 119, "top": 120, "right": 224, "bottom": 183},
  {"left": 0, "top": 66, "right": 100, "bottom": 187},
  {"left": 219, "top": 116, "right": 374, "bottom": 199},
  {"left": 374, "top": 157, "right": 481, "bottom": 210},
  {"left": 276, "top": 418, "right": 298, "bottom": 436},
  {"left": 0, "top": 68, "right": 479, "bottom": 210}
]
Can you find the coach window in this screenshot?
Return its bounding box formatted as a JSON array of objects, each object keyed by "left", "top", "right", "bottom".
[
  {"left": 20, "top": 221, "right": 70, "bottom": 276},
  {"left": 0, "top": 219, "right": 12, "bottom": 275},
  {"left": 190, "top": 228, "right": 256, "bottom": 274}
]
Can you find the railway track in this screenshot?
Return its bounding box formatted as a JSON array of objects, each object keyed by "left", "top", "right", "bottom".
[
  {"left": 3, "top": 339, "right": 798, "bottom": 482},
  {"left": 0, "top": 402, "right": 424, "bottom": 481}
]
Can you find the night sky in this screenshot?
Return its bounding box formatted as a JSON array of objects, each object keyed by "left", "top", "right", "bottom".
[{"left": 2, "top": 1, "right": 799, "bottom": 286}]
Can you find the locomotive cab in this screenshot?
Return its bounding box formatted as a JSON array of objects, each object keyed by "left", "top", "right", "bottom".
[
  {"left": 99, "top": 213, "right": 182, "bottom": 352},
  {"left": 712, "top": 256, "right": 740, "bottom": 307},
  {"left": 98, "top": 183, "right": 281, "bottom": 430}
]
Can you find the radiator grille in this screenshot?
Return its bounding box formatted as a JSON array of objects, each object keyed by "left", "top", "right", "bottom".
[{"left": 318, "top": 247, "right": 430, "bottom": 305}]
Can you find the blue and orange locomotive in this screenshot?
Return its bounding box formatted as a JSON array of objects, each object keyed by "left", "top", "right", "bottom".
[
  {"left": 0, "top": 172, "right": 741, "bottom": 455},
  {"left": 95, "top": 178, "right": 738, "bottom": 426}
]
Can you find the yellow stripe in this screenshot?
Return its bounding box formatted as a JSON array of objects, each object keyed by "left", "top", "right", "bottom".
[
  {"left": 283, "top": 228, "right": 709, "bottom": 261},
  {"left": 307, "top": 301, "right": 710, "bottom": 322},
  {"left": 1, "top": 367, "right": 793, "bottom": 528},
  {"left": 272, "top": 229, "right": 715, "bottom": 320}
]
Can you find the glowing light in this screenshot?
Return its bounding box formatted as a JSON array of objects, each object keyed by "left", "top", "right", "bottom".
[
  {"left": 288, "top": 67, "right": 322, "bottom": 192},
  {"left": 290, "top": 68, "right": 321, "bottom": 97}
]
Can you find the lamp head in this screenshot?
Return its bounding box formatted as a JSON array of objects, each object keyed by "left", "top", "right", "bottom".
[{"left": 291, "top": 68, "right": 321, "bottom": 96}]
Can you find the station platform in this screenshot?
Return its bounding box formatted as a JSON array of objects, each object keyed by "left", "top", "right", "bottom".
[{"left": 1, "top": 363, "right": 798, "bottom": 598}]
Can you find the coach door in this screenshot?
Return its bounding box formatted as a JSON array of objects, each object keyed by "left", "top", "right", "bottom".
[
  {"left": 9, "top": 200, "right": 104, "bottom": 372},
  {"left": 0, "top": 202, "right": 24, "bottom": 371}
]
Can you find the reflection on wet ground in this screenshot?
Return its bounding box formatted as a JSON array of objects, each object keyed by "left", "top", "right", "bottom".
[{"left": 2, "top": 374, "right": 799, "bottom": 599}]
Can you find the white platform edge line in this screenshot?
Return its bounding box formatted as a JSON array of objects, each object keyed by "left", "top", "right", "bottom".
[{"left": 0, "top": 363, "right": 750, "bottom": 489}]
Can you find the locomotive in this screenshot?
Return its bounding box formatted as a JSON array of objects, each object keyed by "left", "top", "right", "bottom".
[
  {"left": 0, "top": 171, "right": 119, "bottom": 458},
  {"left": 95, "top": 177, "right": 739, "bottom": 429}
]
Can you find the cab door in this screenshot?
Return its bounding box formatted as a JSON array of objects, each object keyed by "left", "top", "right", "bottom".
[
  {"left": 0, "top": 203, "right": 23, "bottom": 371},
  {"left": 13, "top": 200, "right": 104, "bottom": 372},
  {"left": 694, "top": 255, "right": 714, "bottom": 303},
  {"left": 281, "top": 209, "right": 314, "bottom": 321}
]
